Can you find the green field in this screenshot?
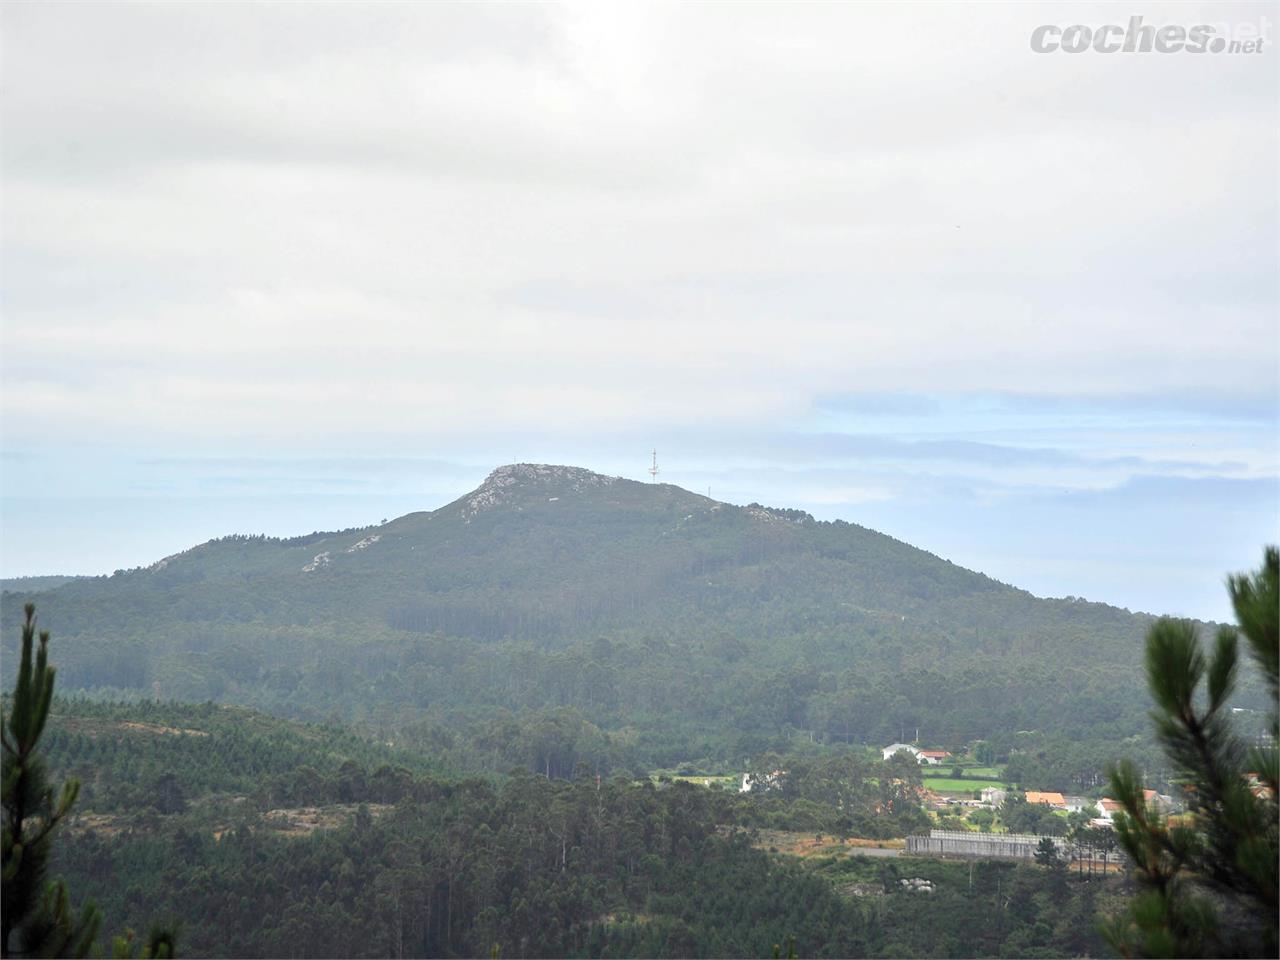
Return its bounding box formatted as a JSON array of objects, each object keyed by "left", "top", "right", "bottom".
[
  {"left": 650, "top": 772, "right": 740, "bottom": 789},
  {"left": 924, "top": 777, "right": 1010, "bottom": 794}
]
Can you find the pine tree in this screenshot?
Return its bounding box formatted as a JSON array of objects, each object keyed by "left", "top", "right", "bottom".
[
  {"left": 1034, "top": 836, "right": 1062, "bottom": 868},
  {"left": 2, "top": 604, "right": 101, "bottom": 958},
  {"left": 1105, "top": 548, "right": 1279, "bottom": 958},
  {"left": 2, "top": 604, "right": 176, "bottom": 959}
]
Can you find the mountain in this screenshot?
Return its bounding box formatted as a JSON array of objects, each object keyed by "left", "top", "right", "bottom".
[
  {"left": 3, "top": 463, "right": 1220, "bottom": 766},
  {"left": 0, "top": 574, "right": 87, "bottom": 593},
  {"left": 5, "top": 463, "right": 1145, "bottom": 640}
]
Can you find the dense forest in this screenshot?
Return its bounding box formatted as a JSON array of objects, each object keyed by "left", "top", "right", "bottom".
[{"left": 36, "top": 699, "right": 1119, "bottom": 959}]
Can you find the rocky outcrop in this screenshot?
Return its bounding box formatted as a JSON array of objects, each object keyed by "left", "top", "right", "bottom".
[{"left": 460, "top": 464, "right": 619, "bottom": 520}]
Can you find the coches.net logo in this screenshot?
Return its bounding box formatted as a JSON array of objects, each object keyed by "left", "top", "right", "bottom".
[{"left": 1031, "top": 15, "right": 1270, "bottom": 54}]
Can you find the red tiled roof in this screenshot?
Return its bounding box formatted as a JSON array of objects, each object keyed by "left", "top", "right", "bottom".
[{"left": 1026, "top": 791, "right": 1066, "bottom": 807}]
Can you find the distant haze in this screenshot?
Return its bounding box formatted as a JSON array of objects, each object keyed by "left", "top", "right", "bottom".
[{"left": 2, "top": 1, "right": 1276, "bottom": 621}]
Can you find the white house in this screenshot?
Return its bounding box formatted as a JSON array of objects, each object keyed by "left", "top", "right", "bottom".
[
  {"left": 882, "top": 743, "right": 920, "bottom": 761},
  {"left": 980, "top": 787, "right": 1007, "bottom": 806},
  {"left": 1097, "top": 798, "right": 1124, "bottom": 821}
]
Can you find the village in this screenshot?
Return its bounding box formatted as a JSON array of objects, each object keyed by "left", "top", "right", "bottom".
[
  {"left": 875, "top": 741, "right": 1175, "bottom": 833},
  {"left": 707, "top": 739, "right": 1183, "bottom": 843}
]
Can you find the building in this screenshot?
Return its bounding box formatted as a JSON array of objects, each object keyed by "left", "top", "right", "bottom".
[
  {"left": 918, "top": 750, "right": 953, "bottom": 766},
  {"left": 1025, "top": 791, "right": 1067, "bottom": 809},
  {"left": 880, "top": 743, "right": 953, "bottom": 766},
  {"left": 1097, "top": 798, "right": 1124, "bottom": 821},
  {"left": 907, "top": 829, "right": 1071, "bottom": 861},
  {"left": 980, "top": 787, "right": 1007, "bottom": 806},
  {"left": 1142, "top": 789, "right": 1178, "bottom": 812},
  {"left": 882, "top": 743, "right": 920, "bottom": 761}
]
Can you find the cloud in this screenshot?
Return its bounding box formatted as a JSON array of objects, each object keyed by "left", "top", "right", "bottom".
[
  {"left": 815, "top": 390, "right": 1280, "bottom": 424},
  {"left": 0, "top": 1, "right": 1275, "bottom": 617},
  {"left": 3, "top": 2, "right": 1275, "bottom": 445}
]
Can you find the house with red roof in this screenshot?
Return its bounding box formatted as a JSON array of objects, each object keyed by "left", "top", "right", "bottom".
[
  {"left": 1025, "top": 791, "right": 1067, "bottom": 809},
  {"left": 917, "top": 749, "right": 953, "bottom": 766},
  {"left": 1097, "top": 798, "right": 1124, "bottom": 823}
]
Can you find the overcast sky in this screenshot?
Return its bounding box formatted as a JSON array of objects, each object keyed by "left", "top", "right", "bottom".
[{"left": 2, "top": 1, "right": 1276, "bottom": 620}]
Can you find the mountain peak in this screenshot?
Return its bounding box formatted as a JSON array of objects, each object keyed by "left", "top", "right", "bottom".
[
  {"left": 460, "top": 463, "right": 622, "bottom": 519},
  {"left": 486, "top": 463, "right": 619, "bottom": 488}
]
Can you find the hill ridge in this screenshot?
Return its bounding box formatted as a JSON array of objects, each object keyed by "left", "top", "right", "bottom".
[{"left": 2, "top": 461, "right": 1208, "bottom": 758}]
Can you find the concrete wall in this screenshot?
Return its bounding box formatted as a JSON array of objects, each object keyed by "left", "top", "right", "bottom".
[{"left": 906, "top": 829, "right": 1070, "bottom": 861}]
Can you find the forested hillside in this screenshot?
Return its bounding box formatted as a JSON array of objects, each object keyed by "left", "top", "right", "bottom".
[
  {"left": 38, "top": 699, "right": 443, "bottom": 814},
  {"left": 2, "top": 464, "right": 1247, "bottom": 771},
  {"left": 38, "top": 700, "right": 1116, "bottom": 959},
  {"left": 58, "top": 777, "right": 1115, "bottom": 959}
]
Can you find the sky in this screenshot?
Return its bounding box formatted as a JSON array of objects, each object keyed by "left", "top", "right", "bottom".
[{"left": 1, "top": 1, "right": 1276, "bottom": 621}]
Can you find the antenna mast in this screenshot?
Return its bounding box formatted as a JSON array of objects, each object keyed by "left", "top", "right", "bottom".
[{"left": 648, "top": 449, "right": 660, "bottom": 483}]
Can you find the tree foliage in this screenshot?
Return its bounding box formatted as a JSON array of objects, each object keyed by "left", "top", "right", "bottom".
[
  {"left": 2, "top": 603, "right": 101, "bottom": 958},
  {"left": 2, "top": 604, "right": 175, "bottom": 959},
  {"left": 51, "top": 760, "right": 1110, "bottom": 959},
  {"left": 1105, "top": 547, "right": 1278, "bottom": 958}
]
